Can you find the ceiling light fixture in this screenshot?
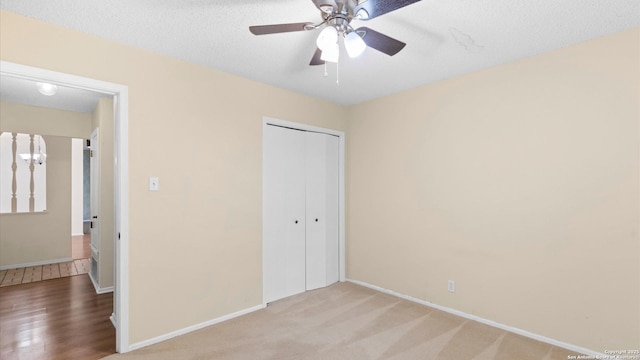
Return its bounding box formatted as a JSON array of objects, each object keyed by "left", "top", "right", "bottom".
[
  {"left": 344, "top": 30, "right": 367, "bottom": 58},
  {"left": 316, "top": 26, "right": 338, "bottom": 51},
  {"left": 314, "top": 23, "right": 367, "bottom": 85},
  {"left": 249, "top": 0, "right": 414, "bottom": 72},
  {"left": 36, "top": 82, "right": 58, "bottom": 96},
  {"left": 316, "top": 25, "right": 367, "bottom": 61}
]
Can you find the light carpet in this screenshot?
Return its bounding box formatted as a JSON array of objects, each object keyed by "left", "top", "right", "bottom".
[{"left": 103, "top": 282, "right": 580, "bottom": 359}]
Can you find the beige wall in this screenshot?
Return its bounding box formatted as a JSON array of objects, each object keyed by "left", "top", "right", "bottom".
[
  {"left": 91, "top": 97, "right": 115, "bottom": 288},
  {"left": 0, "top": 136, "right": 72, "bottom": 267},
  {"left": 0, "top": 10, "right": 348, "bottom": 344},
  {"left": 0, "top": 101, "right": 92, "bottom": 138},
  {"left": 347, "top": 27, "right": 639, "bottom": 351}
]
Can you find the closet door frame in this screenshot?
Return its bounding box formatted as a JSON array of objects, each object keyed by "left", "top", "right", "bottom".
[{"left": 262, "top": 117, "right": 345, "bottom": 305}]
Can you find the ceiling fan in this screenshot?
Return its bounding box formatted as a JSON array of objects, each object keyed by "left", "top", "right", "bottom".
[{"left": 249, "top": 0, "right": 423, "bottom": 65}]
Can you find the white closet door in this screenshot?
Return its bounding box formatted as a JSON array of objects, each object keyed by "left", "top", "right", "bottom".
[
  {"left": 305, "top": 132, "right": 340, "bottom": 290},
  {"left": 263, "top": 125, "right": 306, "bottom": 303}
]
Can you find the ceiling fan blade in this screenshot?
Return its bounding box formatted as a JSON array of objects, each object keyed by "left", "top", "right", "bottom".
[
  {"left": 357, "top": 27, "right": 406, "bottom": 56},
  {"left": 354, "top": 0, "right": 422, "bottom": 20},
  {"left": 310, "top": 48, "right": 323, "bottom": 66},
  {"left": 249, "top": 22, "right": 313, "bottom": 35}
]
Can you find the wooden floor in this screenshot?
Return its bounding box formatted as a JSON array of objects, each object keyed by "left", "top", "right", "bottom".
[
  {"left": 72, "top": 233, "right": 92, "bottom": 260},
  {"left": 0, "top": 275, "right": 116, "bottom": 360}
]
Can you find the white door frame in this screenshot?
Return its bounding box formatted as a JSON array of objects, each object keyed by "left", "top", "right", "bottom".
[
  {"left": 0, "top": 61, "right": 131, "bottom": 353},
  {"left": 262, "top": 116, "right": 346, "bottom": 305}
]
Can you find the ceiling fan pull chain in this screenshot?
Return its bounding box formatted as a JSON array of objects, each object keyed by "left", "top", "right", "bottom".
[
  {"left": 324, "top": 61, "right": 328, "bottom": 77},
  {"left": 336, "top": 61, "right": 339, "bottom": 86}
]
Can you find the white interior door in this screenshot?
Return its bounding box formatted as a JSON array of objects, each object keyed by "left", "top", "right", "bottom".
[
  {"left": 305, "top": 132, "right": 339, "bottom": 290},
  {"left": 263, "top": 125, "right": 306, "bottom": 303},
  {"left": 90, "top": 129, "right": 100, "bottom": 254}
]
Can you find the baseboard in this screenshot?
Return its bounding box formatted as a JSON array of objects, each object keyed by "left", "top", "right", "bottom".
[
  {"left": 347, "top": 279, "right": 604, "bottom": 358},
  {"left": 72, "top": 232, "right": 85, "bottom": 237},
  {"left": 0, "top": 257, "right": 73, "bottom": 270},
  {"left": 128, "top": 304, "right": 266, "bottom": 352},
  {"left": 88, "top": 271, "right": 114, "bottom": 294}
]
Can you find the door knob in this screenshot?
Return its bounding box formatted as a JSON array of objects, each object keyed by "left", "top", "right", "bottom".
[{"left": 92, "top": 216, "right": 98, "bottom": 219}]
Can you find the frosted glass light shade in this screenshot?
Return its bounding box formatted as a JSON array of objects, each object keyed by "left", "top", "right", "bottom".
[
  {"left": 316, "top": 26, "right": 338, "bottom": 51},
  {"left": 345, "top": 31, "right": 367, "bottom": 58},
  {"left": 320, "top": 43, "right": 339, "bottom": 63}
]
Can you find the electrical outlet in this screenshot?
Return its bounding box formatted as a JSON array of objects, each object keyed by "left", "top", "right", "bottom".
[{"left": 448, "top": 280, "right": 456, "bottom": 293}]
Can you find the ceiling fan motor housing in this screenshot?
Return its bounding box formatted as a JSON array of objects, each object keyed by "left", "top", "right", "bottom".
[{"left": 328, "top": 14, "right": 351, "bottom": 34}]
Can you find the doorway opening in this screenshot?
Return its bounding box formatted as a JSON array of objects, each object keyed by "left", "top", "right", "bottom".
[{"left": 0, "top": 61, "right": 130, "bottom": 353}]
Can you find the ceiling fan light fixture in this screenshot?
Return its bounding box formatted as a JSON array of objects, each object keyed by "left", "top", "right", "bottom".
[
  {"left": 320, "top": 42, "right": 339, "bottom": 63},
  {"left": 36, "top": 82, "right": 58, "bottom": 96},
  {"left": 316, "top": 26, "right": 338, "bottom": 51},
  {"left": 345, "top": 31, "right": 367, "bottom": 58}
]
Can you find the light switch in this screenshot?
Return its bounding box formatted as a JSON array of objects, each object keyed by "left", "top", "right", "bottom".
[{"left": 149, "top": 176, "right": 159, "bottom": 191}]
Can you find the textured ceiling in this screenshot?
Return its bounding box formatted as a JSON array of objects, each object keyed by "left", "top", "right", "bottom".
[{"left": 0, "top": 0, "right": 638, "bottom": 105}]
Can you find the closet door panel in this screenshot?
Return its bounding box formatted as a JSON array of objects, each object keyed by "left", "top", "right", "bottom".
[
  {"left": 304, "top": 132, "right": 326, "bottom": 291},
  {"left": 305, "top": 132, "right": 340, "bottom": 290},
  {"left": 264, "top": 125, "right": 306, "bottom": 303},
  {"left": 323, "top": 133, "right": 340, "bottom": 285}
]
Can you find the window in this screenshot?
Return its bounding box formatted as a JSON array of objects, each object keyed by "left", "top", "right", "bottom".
[{"left": 0, "top": 132, "right": 47, "bottom": 213}]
